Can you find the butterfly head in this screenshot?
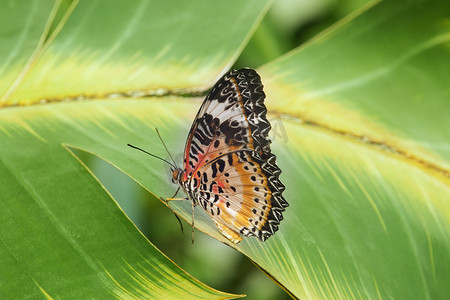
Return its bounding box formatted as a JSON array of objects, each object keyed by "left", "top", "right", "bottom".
[{"left": 171, "top": 167, "right": 183, "bottom": 184}]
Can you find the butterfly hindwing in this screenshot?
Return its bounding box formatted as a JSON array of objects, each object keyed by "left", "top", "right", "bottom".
[{"left": 193, "top": 150, "right": 285, "bottom": 242}]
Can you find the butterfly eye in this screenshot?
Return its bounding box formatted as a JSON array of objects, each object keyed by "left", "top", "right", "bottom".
[{"left": 171, "top": 168, "right": 179, "bottom": 183}]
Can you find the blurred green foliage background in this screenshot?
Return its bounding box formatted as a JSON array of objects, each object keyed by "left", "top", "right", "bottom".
[{"left": 74, "top": 0, "right": 370, "bottom": 298}]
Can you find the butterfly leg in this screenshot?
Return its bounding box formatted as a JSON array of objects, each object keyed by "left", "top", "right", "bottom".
[
  {"left": 191, "top": 202, "right": 195, "bottom": 244},
  {"left": 159, "top": 196, "right": 197, "bottom": 243},
  {"left": 212, "top": 219, "right": 243, "bottom": 244},
  {"left": 170, "top": 187, "right": 180, "bottom": 199},
  {"left": 159, "top": 196, "right": 189, "bottom": 236},
  {"left": 160, "top": 196, "right": 188, "bottom": 202}
]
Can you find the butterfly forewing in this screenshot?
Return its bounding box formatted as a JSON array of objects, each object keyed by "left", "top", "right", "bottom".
[
  {"left": 183, "top": 69, "right": 262, "bottom": 179},
  {"left": 180, "top": 68, "right": 288, "bottom": 243}
]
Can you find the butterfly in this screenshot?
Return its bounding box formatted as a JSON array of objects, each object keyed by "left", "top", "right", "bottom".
[
  {"left": 129, "top": 68, "right": 288, "bottom": 244},
  {"left": 167, "top": 68, "right": 288, "bottom": 244}
]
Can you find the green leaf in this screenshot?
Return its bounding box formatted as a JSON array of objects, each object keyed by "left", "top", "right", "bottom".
[
  {"left": 260, "top": 0, "right": 450, "bottom": 171},
  {"left": 0, "top": 0, "right": 270, "bottom": 298},
  {"left": 1, "top": 0, "right": 270, "bottom": 105},
  {"left": 80, "top": 0, "right": 448, "bottom": 299},
  {"left": 252, "top": 0, "right": 449, "bottom": 298},
  {"left": 1, "top": 0, "right": 449, "bottom": 299},
  {"left": 1, "top": 101, "right": 247, "bottom": 299}
]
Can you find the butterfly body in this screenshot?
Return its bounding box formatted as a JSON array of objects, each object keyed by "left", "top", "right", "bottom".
[{"left": 172, "top": 68, "right": 288, "bottom": 244}]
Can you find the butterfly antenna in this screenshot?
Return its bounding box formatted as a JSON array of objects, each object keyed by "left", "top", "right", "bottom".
[
  {"left": 155, "top": 128, "right": 178, "bottom": 168},
  {"left": 127, "top": 144, "right": 176, "bottom": 169}
]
